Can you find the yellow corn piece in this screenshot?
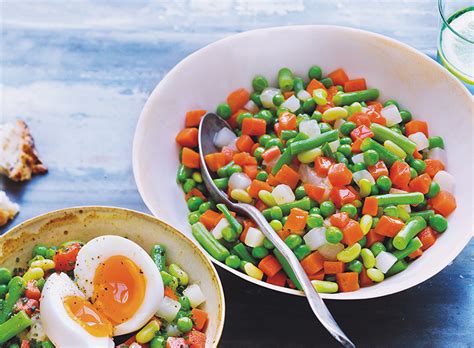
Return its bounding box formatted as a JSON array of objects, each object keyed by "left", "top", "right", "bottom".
[
  {"left": 30, "top": 259, "right": 55, "bottom": 271},
  {"left": 359, "top": 214, "right": 373, "bottom": 235},
  {"left": 243, "top": 262, "right": 264, "bottom": 280},
  {"left": 323, "top": 107, "right": 348, "bottom": 122},
  {"left": 258, "top": 190, "right": 277, "bottom": 207},
  {"left": 136, "top": 319, "right": 161, "bottom": 344},
  {"left": 297, "top": 147, "right": 323, "bottom": 164},
  {"left": 23, "top": 267, "right": 44, "bottom": 282},
  {"left": 231, "top": 189, "right": 253, "bottom": 203},
  {"left": 359, "top": 179, "right": 372, "bottom": 198},
  {"left": 312, "top": 88, "right": 328, "bottom": 106}
]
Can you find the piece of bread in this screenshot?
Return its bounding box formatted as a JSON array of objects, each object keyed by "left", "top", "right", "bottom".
[
  {"left": 0, "top": 120, "right": 47, "bottom": 181},
  {"left": 0, "top": 191, "right": 19, "bottom": 227}
]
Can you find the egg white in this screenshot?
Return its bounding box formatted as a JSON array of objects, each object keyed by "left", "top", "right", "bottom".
[
  {"left": 40, "top": 273, "right": 114, "bottom": 348},
  {"left": 74, "top": 235, "right": 164, "bottom": 335}
]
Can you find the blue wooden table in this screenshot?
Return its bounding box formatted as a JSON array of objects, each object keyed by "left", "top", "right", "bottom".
[{"left": 1, "top": 1, "right": 472, "bottom": 347}]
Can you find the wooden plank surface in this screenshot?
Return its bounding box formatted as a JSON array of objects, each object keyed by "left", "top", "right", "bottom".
[{"left": 1, "top": 1, "right": 472, "bottom": 347}]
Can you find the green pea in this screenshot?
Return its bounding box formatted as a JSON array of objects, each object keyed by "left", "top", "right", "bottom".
[
  {"left": 33, "top": 245, "right": 48, "bottom": 258},
  {"left": 179, "top": 296, "right": 191, "bottom": 310},
  {"left": 370, "top": 184, "right": 380, "bottom": 195},
  {"left": 337, "top": 144, "right": 352, "bottom": 157},
  {"left": 150, "top": 336, "right": 166, "bottom": 348},
  {"left": 258, "top": 134, "right": 272, "bottom": 147},
  {"left": 294, "top": 244, "right": 311, "bottom": 261},
  {"left": 188, "top": 212, "right": 201, "bottom": 225},
  {"left": 263, "top": 238, "right": 275, "bottom": 250},
  {"left": 177, "top": 316, "right": 193, "bottom": 333},
  {"left": 0, "top": 268, "right": 12, "bottom": 285},
  {"left": 335, "top": 152, "right": 349, "bottom": 165},
  {"left": 270, "top": 206, "right": 283, "bottom": 220},
  {"left": 370, "top": 242, "right": 386, "bottom": 256},
  {"left": 273, "top": 94, "right": 285, "bottom": 107},
  {"left": 384, "top": 99, "right": 400, "bottom": 109},
  {"left": 222, "top": 226, "right": 238, "bottom": 242},
  {"left": 311, "top": 110, "right": 323, "bottom": 122},
  {"left": 390, "top": 126, "right": 402, "bottom": 135},
  {"left": 308, "top": 65, "right": 322, "bottom": 80},
  {"left": 320, "top": 77, "right": 333, "bottom": 88},
  {"left": 255, "top": 110, "right": 273, "bottom": 124},
  {"left": 340, "top": 204, "right": 357, "bottom": 219},
  {"left": 336, "top": 85, "right": 344, "bottom": 92},
  {"left": 227, "top": 164, "right": 243, "bottom": 176},
  {"left": 348, "top": 260, "right": 363, "bottom": 273},
  {"left": 252, "top": 246, "right": 269, "bottom": 259},
  {"left": 425, "top": 182, "right": 440, "bottom": 199},
  {"left": 266, "top": 138, "right": 284, "bottom": 151},
  {"left": 410, "top": 159, "right": 426, "bottom": 174},
  {"left": 294, "top": 186, "right": 307, "bottom": 200},
  {"left": 309, "top": 207, "right": 321, "bottom": 215},
  {"left": 281, "top": 216, "right": 288, "bottom": 225},
  {"left": 325, "top": 226, "right": 343, "bottom": 244},
  {"left": 320, "top": 201, "right": 336, "bottom": 217},
  {"left": 399, "top": 110, "right": 412, "bottom": 123},
  {"left": 429, "top": 214, "right": 448, "bottom": 233},
  {"left": 340, "top": 122, "right": 356, "bottom": 136},
  {"left": 303, "top": 98, "right": 316, "bottom": 113},
  {"left": 187, "top": 196, "right": 204, "bottom": 212},
  {"left": 252, "top": 75, "right": 269, "bottom": 92},
  {"left": 352, "top": 162, "right": 367, "bottom": 172},
  {"left": 198, "top": 202, "right": 211, "bottom": 214},
  {"left": 216, "top": 103, "right": 232, "bottom": 120},
  {"left": 45, "top": 248, "right": 56, "bottom": 260},
  {"left": 236, "top": 112, "right": 252, "bottom": 126},
  {"left": 183, "top": 178, "right": 196, "bottom": 193},
  {"left": 340, "top": 136, "right": 353, "bottom": 145},
  {"left": 319, "top": 123, "right": 332, "bottom": 133},
  {"left": 285, "top": 235, "right": 303, "bottom": 250},
  {"left": 376, "top": 175, "right": 392, "bottom": 192},
  {"left": 253, "top": 147, "right": 265, "bottom": 161},
  {"left": 363, "top": 149, "right": 379, "bottom": 166},
  {"left": 270, "top": 219, "right": 283, "bottom": 231},
  {"left": 0, "top": 284, "right": 8, "bottom": 298},
  {"left": 225, "top": 255, "right": 241, "bottom": 269},
  {"left": 428, "top": 136, "right": 445, "bottom": 149}
]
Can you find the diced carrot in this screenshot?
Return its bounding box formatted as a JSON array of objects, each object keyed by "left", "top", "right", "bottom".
[
  {"left": 314, "top": 156, "right": 335, "bottom": 177},
  {"left": 374, "top": 215, "right": 405, "bottom": 237},
  {"left": 348, "top": 112, "right": 371, "bottom": 127},
  {"left": 287, "top": 278, "right": 296, "bottom": 289},
  {"left": 185, "top": 188, "right": 207, "bottom": 202},
  {"left": 409, "top": 248, "right": 423, "bottom": 259},
  {"left": 278, "top": 112, "right": 297, "bottom": 131},
  {"left": 328, "top": 68, "right": 349, "bottom": 86},
  {"left": 221, "top": 146, "right": 236, "bottom": 162},
  {"left": 424, "top": 159, "right": 445, "bottom": 178},
  {"left": 274, "top": 122, "right": 281, "bottom": 137},
  {"left": 408, "top": 173, "right": 432, "bottom": 194},
  {"left": 342, "top": 219, "right": 364, "bottom": 246},
  {"left": 240, "top": 219, "right": 256, "bottom": 242},
  {"left": 236, "top": 134, "right": 255, "bottom": 153},
  {"left": 413, "top": 150, "right": 423, "bottom": 159},
  {"left": 350, "top": 124, "right": 374, "bottom": 141},
  {"left": 343, "top": 78, "right": 366, "bottom": 92},
  {"left": 303, "top": 183, "right": 328, "bottom": 204},
  {"left": 277, "top": 228, "right": 291, "bottom": 241},
  {"left": 182, "top": 147, "right": 201, "bottom": 169},
  {"left": 274, "top": 164, "right": 300, "bottom": 190},
  {"left": 233, "top": 152, "right": 257, "bottom": 166},
  {"left": 191, "top": 308, "right": 208, "bottom": 331},
  {"left": 327, "top": 86, "right": 340, "bottom": 101},
  {"left": 301, "top": 251, "right": 325, "bottom": 275},
  {"left": 284, "top": 208, "right": 309, "bottom": 232},
  {"left": 227, "top": 88, "right": 250, "bottom": 113},
  {"left": 25, "top": 281, "right": 41, "bottom": 300},
  {"left": 328, "top": 163, "right": 352, "bottom": 186},
  {"left": 266, "top": 173, "right": 280, "bottom": 186},
  {"left": 390, "top": 160, "right": 411, "bottom": 190},
  {"left": 362, "top": 196, "right": 378, "bottom": 216},
  {"left": 329, "top": 186, "right": 356, "bottom": 208},
  {"left": 366, "top": 108, "right": 387, "bottom": 126},
  {"left": 243, "top": 165, "right": 259, "bottom": 180},
  {"left": 347, "top": 185, "right": 361, "bottom": 202},
  {"left": 266, "top": 270, "right": 287, "bottom": 287},
  {"left": 255, "top": 199, "right": 268, "bottom": 211},
  {"left": 336, "top": 272, "right": 359, "bottom": 292},
  {"left": 324, "top": 261, "right": 345, "bottom": 274},
  {"left": 176, "top": 128, "right": 199, "bottom": 148},
  {"left": 185, "top": 109, "right": 206, "bottom": 127},
  {"left": 308, "top": 270, "right": 325, "bottom": 281},
  {"left": 251, "top": 142, "right": 260, "bottom": 154},
  {"left": 258, "top": 255, "right": 282, "bottom": 277},
  {"left": 368, "top": 160, "right": 389, "bottom": 180},
  {"left": 306, "top": 79, "right": 327, "bottom": 94},
  {"left": 366, "top": 101, "right": 383, "bottom": 113},
  {"left": 204, "top": 153, "right": 229, "bottom": 172},
  {"left": 359, "top": 268, "right": 373, "bottom": 287},
  {"left": 242, "top": 118, "right": 267, "bottom": 136},
  {"left": 187, "top": 330, "right": 206, "bottom": 348},
  {"left": 228, "top": 109, "right": 246, "bottom": 129},
  {"left": 418, "top": 227, "right": 437, "bottom": 251},
  {"left": 164, "top": 286, "right": 179, "bottom": 301},
  {"left": 283, "top": 91, "right": 295, "bottom": 99},
  {"left": 351, "top": 138, "right": 363, "bottom": 153},
  {"left": 405, "top": 120, "right": 429, "bottom": 137},
  {"left": 199, "top": 210, "right": 222, "bottom": 230},
  {"left": 429, "top": 190, "right": 457, "bottom": 217},
  {"left": 248, "top": 180, "right": 273, "bottom": 198},
  {"left": 21, "top": 340, "right": 30, "bottom": 348},
  {"left": 329, "top": 212, "right": 350, "bottom": 229},
  {"left": 261, "top": 146, "right": 281, "bottom": 162},
  {"left": 316, "top": 103, "right": 333, "bottom": 114},
  {"left": 366, "top": 229, "right": 385, "bottom": 247}
]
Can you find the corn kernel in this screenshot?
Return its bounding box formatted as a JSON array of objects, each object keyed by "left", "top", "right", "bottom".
[
  {"left": 243, "top": 262, "right": 264, "bottom": 280},
  {"left": 231, "top": 189, "right": 253, "bottom": 203},
  {"left": 23, "top": 267, "right": 44, "bottom": 282},
  {"left": 297, "top": 148, "right": 322, "bottom": 164},
  {"left": 136, "top": 319, "right": 161, "bottom": 344},
  {"left": 30, "top": 259, "right": 56, "bottom": 271},
  {"left": 323, "top": 107, "right": 348, "bottom": 122},
  {"left": 359, "top": 214, "right": 373, "bottom": 235},
  {"left": 258, "top": 190, "right": 277, "bottom": 207}
]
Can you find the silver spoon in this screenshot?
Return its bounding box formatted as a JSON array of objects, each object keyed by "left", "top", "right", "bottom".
[{"left": 198, "top": 113, "right": 355, "bottom": 347}]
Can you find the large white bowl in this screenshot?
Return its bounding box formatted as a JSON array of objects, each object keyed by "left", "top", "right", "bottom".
[{"left": 133, "top": 25, "right": 473, "bottom": 299}]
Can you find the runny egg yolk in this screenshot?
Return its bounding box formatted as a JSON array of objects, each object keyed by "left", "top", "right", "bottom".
[
  {"left": 63, "top": 296, "right": 113, "bottom": 337},
  {"left": 92, "top": 255, "right": 147, "bottom": 325}
]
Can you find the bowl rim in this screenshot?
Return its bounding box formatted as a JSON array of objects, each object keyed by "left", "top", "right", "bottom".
[
  {"left": 0, "top": 205, "right": 226, "bottom": 346},
  {"left": 133, "top": 25, "right": 473, "bottom": 300}
]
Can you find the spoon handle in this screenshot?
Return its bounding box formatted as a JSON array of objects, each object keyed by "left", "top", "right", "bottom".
[{"left": 240, "top": 203, "right": 355, "bottom": 348}]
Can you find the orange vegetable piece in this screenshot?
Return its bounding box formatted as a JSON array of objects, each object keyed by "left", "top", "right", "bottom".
[
  {"left": 424, "top": 159, "right": 445, "bottom": 178},
  {"left": 324, "top": 261, "right": 345, "bottom": 274},
  {"left": 236, "top": 135, "right": 255, "bottom": 153},
  {"left": 329, "top": 212, "right": 350, "bottom": 229},
  {"left": 283, "top": 91, "right": 295, "bottom": 99},
  {"left": 266, "top": 173, "right": 280, "bottom": 186},
  {"left": 405, "top": 120, "right": 429, "bottom": 137},
  {"left": 240, "top": 219, "right": 256, "bottom": 242},
  {"left": 186, "top": 330, "right": 206, "bottom": 348},
  {"left": 15, "top": 298, "right": 38, "bottom": 317},
  {"left": 328, "top": 68, "right": 349, "bottom": 86},
  {"left": 164, "top": 286, "right": 179, "bottom": 301},
  {"left": 328, "top": 163, "right": 352, "bottom": 186},
  {"left": 362, "top": 196, "right": 379, "bottom": 216},
  {"left": 228, "top": 109, "right": 246, "bottom": 129},
  {"left": 233, "top": 152, "right": 257, "bottom": 166},
  {"left": 351, "top": 138, "right": 363, "bottom": 153},
  {"left": 429, "top": 190, "right": 457, "bottom": 217},
  {"left": 413, "top": 150, "right": 423, "bottom": 159},
  {"left": 367, "top": 109, "right": 387, "bottom": 126},
  {"left": 314, "top": 156, "right": 335, "bottom": 177},
  {"left": 336, "top": 272, "right": 360, "bottom": 292},
  {"left": 176, "top": 128, "right": 199, "bottom": 148},
  {"left": 390, "top": 160, "right": 411, "bottom": 190},
  {"left": 359, "top": 268, "right": 373, "bottom": 287},
  {"left": 266, "top": 271, "right": 287, "bottom": 287},
  {"left": 53, "top": 243, "right": 81, "bottom": 272},
  {"left": 301, "top": 251, "right": 325, "bottom": 275},
  {"left": 221, "top": 146, "right": 235, "bottom": 162},
  {"left": 185, "top": 188, "right": 207, "bottom": 202},
  {"left": 306, "top": 79, "right": 327, "bottom": 94},
  {"left": 409, "top": 248, "right": 423, "bottom": 259},
  {"left": 368, "top": 160, "right": 389, "bottom": 180},
  {"left": 374, "top": 215, "right": 405, "bottom": 237},
  {"left": 408, "top": 173, "right": 432, "bottom": 194},
  {"left": 303, "top": 183, "right": 328, "bottom": 204},
  {"left": 278, "top": 112, "right": 297, "bottom": 131},
  {"left": 366, "top": 229, "right": 385, "bottom": 247},
  {"left": 25, "top": 281, "right": 41, "bottom": 300},
  {"left": 329, "top": 186, "right": 356, "bottom": 208},
  {"left": 227, "top": 88, "right": 250, "bottom": 113},
  {"left": 350, "top": 124, "right": 374, "bottom": 141},
  {"left": 274, "top": 164, "right": 300, "bottom": 190},
  {"left": 191, "top": 308, "right": 208, "bottom": 331},
  {"left": 182, "top": 147, "right": 201, "bottom": 169},
  {"left": 204, "top": 153, "right": 228, "bottom": 172},
  {"left": 284, "top": 208, "right": 309, "bottom": 232},
  {"left": 366, "top": 101, "right": 383, "bottom": 113},
  {"left": 348, "top": 112, "right": 371, "bottom": 127},
  {"left": 242, "top": 118, "right": 267, "bottom": 136},
  {"left": 261, "top": 146, "right": 281, "bottom": 162},
  {"left": 418, "top": 227, "right": 437, "bottom": 251},
  {"left": 308, "top": 270, "right": 325, "bottom": 281},
  {"left": 185, "top": 109, "right": 206, "bottom": 127},
  {"left": 342, "top": 219, "right": 364, "bottom": 246},
  {"left": 327, "top": 86, "right": 340, "bottom": 101},
  {"left": 243, "top": 165, "right": 259, "bottom": 180},
  {"left": 199, "top": 210, "right": 222, "bottom": 230},
  {"left": 343, "top": 78, "right": 366, "bottom": 92},
  {"left": 248, "top": 180, "right": 273, "bottom": 198},
  {"left": 21, "top": 340, "right": 30, "bottom": 348},
  {"left": 258, "top": 255, "right": 283, "bottom": 277}
]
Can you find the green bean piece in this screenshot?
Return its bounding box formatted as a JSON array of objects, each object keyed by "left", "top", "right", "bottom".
[
  {"left": 311, "top": 110, "right": 323, "bottom": 122},
  {"left": 0, "top": 311, "right": 32, "bottom": 344},
  {"left": 281, "top": 130, "right": 298, "bottom": 140},
  {"left": 320, "top": 77, "right": 334, "bottom": 88},
  {"left": 392, "top": 237, "right": 422, "bottom": 260},
  {"left": 425, "top": 182, "right": 440, "bottom": 199},
  {"left": 191, "top": 222, "right": 230, "bottom": 262},
  {"left": 188, "top": 212, "right": 201, "bottom": 225},
  {"left": 179, "top": 296, "right": 191, "bottom": 311},
  {"left": 252, "top": 246, "right": 269, "bottom": 259},
  {"left": 383, "top": 205, "right": 399, "bottom": 218},
  {"left": 273, "top": 249, "right": 302, "bottom": 290},
  {"left": 0, "top": 285, "right": 7, "bottom": 298},
  {"left": 429, "top": 214, "right": 448, "bottom": 233},
  {"left": 303, "top": 98, "right": 316, "bottom": 113},
  {"left": 321, "top": 142, "right": 334, "bottom": 159},
  {"left": 319, "top": 122, "right": 333, "bottom": 134},
  {"left": 285, "top": 235, "right": 303, "bottom": 250},
  {"left": 386, "top": 259, "right": 408, "bottom": 277},
  {"left": 375, "top": 192, "right": 424, "bottom": 206},
  {"left": 370, "top": 123, "right": 417, "bottom": 155},
  {"left": 288, "top": 130, "right": 339, "bottom": 155},
  {"left": 232, "top": 243, "right": 257, "bottom": 265},
  {"left": 225, "top": 255, "right": 241, "bottom": 269},
  {"left": 0, "top": 269, "right": 12, "bottom": 286},
  {"left": 271, "top": 148, "right": 294, "bottom": 175},
  {"left": 294, "top": 244, "right": 311, "bottom": 261},
  {"left": 169, "top": 264, "right": 189, "bottom": 286},
  {"left": 279, "top": 197, "right": 312, "bottom": 215},
  {"left": 0, "top": 277, "right": 25, "bottom": 324},
  {"left": 263, "top": 238, "right": 275, "bottom": 250},
  {"left": 252, "top": 75, "right": 269, "bottom": 92},
  {"left": 360, "top": 138, "right": 400, "bottom": 167},
  {"left": 332, "top": 89, "right": 380, "bottom": 106},
  {"left": 151, "top": 245, "right": 167, "bottom": 271},
  {"left": 312, "top": 280, "right": 338, "bottom": 293},
  {"left": 177, "top": 164, "right": 192, "bottom": 183},
  {"left": 222, "top": 226, "right": 238, "bottom": 243},
  {"left": 216, "top": 204, "right": 242, "bottom": 234},
  {"left": 187, "top": 196, "right": 203, "bottom": 211},
  {"left": 293, "top": 77, "right": 305, "bottom": 93},
  {"left": 393, "top": 217, "right": 427, "bottom": 250},
  {"left": 278, "top": 67, "right": 294, "bottom": 92},
  {"left": 183, "top": 178, "right": 196, "bottom": 193},
  {"left": 308, "top": 65, "right": 323, "bottom": 80},
  {"left": 216, "top": 103, "right": 232, "bottom": 120}
]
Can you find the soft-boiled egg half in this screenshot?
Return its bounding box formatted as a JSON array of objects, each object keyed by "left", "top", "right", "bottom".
[{"left": 40, "top": 236, "right": 164, "bottom": 347}]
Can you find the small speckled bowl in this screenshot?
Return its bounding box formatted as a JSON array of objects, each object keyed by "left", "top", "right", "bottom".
[{"left": 0, "top": 206, "right": 225, "bottom": 347}]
